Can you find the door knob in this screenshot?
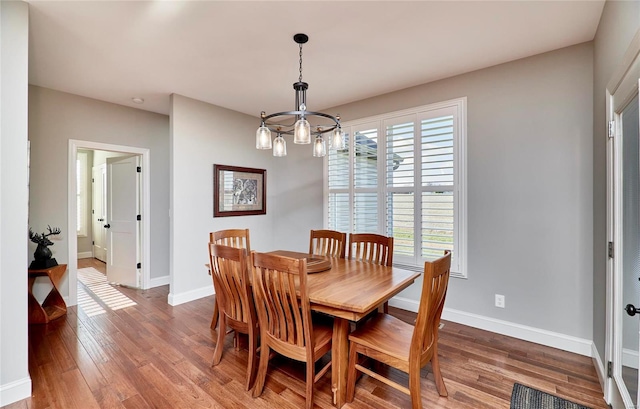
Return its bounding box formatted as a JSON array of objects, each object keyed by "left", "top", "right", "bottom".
[
  {"left": 104, "top": 224, "right": 111, "bottom": 229},
  {"left": 625, "top": 304, "right": 639, "bottom": 317}
]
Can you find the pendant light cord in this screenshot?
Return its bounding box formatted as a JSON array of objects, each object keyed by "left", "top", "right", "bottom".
[{"left": 299, "top": 43, "right": 303, "bottom": 83}]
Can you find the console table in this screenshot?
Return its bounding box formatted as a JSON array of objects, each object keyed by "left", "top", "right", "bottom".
[{"left": 28, "top": 264, "right": 67, "bottom": 324}]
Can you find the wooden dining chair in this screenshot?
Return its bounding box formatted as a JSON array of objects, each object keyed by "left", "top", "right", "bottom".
[
  {"left": 211, "top": 228, "right": 251, "bottom": 252},
  {"left": 208, "top": 243, "right": 259, "bottom": 391},
  {"left": 346, "top": 250, "right": 452, "bottom": 409},
  {"left": 309, "top": 229, "right": 347, "bottom": 258},
  {"left": 250, "top": 252, "right": 333, "bottom": 409},
  {"left": 348, "top": 233, "right": 394, "bottom": 313},
  {"left": 209, "top": 229, "right": 251, "bottom": 329}
]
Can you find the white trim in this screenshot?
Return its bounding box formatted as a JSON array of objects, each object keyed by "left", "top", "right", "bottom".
[
  {"left": 0, "top": 377, "right": 32, "bottom": 407},
  {"left": 592, "top": 343, "right": 606, "bottom": 392},
  {"left": 389, "top": 296, "right": 592, "bottom": 356},
  {"left": 168, "top": 285, "right": 214, "bottom": 306},
  {"left": 149, "top": 275, "right": 170, "bottom": 288},
  {"left": 68, "top": 140, "right": 152, "bottom": 307},
  {"left": 77, "top": 251, "right": 93, "bottom": 259}
]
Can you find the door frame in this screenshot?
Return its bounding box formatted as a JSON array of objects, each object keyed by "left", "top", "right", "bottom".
[
  {"left": 68, "top": 139, "right": 151, "bottom": 306},
  {"left": 92, "top": 163, "right": 107, "bottom": 263},
  {"left": 605, "top": 29, "right": 640, "bottom": 407}
]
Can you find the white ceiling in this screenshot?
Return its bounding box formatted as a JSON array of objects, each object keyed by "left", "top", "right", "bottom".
[{"left": 26, "top": 1, "right": 605, "bottom": 118}]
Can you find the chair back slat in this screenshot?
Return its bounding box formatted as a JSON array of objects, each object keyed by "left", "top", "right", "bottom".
[
  {"left": 348, "top": 233, "right": 394, "bottom": 266},
  {"left": 252, "top": 252, "right": 312, "bottom": 349},
  {"left": 309, "top": 230, "right": 346, "bottom": 258},
  {"left": 211, "top": 229, "right": 251, "bottom": 252},
  {"left": 209, "top": 244, "right": 254, "bottom": 324},
  {"left": 412, "top": 250, "right": 451, "bottom": 361}
]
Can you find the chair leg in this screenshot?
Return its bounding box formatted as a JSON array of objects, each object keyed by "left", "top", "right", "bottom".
[
  {"left": 246, "top": 327, "right": 259, "bottom": 391},
  {"left": 212, "top": 314, "right": 226, "bottom": 366},
  {"left": 305, "top": 359, "right": 315, "bottom": 409},
  {"left": 408, "top": 361, "right": 423, "bottom": 409},
  {"left": 431, "top": 346, "right": 448, "bottom": 397},
  {"left": 210, "top": 300, "right": 219, "bottom": 329},
  {"left": 252, "top": 343, "right": 270, "bottom": 398},
  {"left": 346, "top": 343, "right": 358, "bottom": 402}
]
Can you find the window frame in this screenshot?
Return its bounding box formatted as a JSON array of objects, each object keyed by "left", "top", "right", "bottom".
[{"left": 323, "top": 97, "right": 467, "bottom": 278}]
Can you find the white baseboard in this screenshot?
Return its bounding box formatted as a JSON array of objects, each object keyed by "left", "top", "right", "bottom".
[
  {"left": 149, "top": 275, "right": 170, "bottom": 288},
  {"left": 389, "top": 296, "right": 592, "bottom": 357},
  {"left": 592, "top": 343, "right": 606, "bottom": 391},
  {"left": 77, "top": 251, "right": 93, "bottom": 259},
  {"left": 168, "top": 285, "right": 214, "bottom": 306},
  {"left": 0, "top": 376, "right": 31, "bottom": 407},
  {"left": 623, "top": 347, "right": 639, "bottom": 370}
]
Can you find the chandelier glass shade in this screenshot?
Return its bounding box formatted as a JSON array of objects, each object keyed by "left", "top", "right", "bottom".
[{"left": 255, "top": 33, "right": 345, "bottom": 157}]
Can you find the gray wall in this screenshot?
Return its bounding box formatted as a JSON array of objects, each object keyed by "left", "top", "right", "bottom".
[
  {"left": 28, "top": 86, "right": 171, "bottom": 300},
  {"left": 169, "top": 94, "right": 281, "bottom": 301},
  {"left": 327, "top": 43, "right": 594, "bottom": 339},
  {"left": 592, "top": 0, "right": 640, "bottom": 363},
  {"left": 0, "top": 1, "right": 31, "bottom": 405},
  {"left": 271, "top": 140, "right": 324, "bottom": 252}
]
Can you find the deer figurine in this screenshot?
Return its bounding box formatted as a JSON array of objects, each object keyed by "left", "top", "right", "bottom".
[{"left": 29, "top": 225, "right": 61, "bottom": 269}]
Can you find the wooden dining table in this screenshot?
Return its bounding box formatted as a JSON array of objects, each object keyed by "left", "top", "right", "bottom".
[{"left": 269, "top": 250, "right": 420, "bottom": 408}]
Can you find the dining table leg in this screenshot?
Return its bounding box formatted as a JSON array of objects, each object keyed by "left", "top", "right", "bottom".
[{"left": 331, "top": 317, "right": 350, "bottom": 408}]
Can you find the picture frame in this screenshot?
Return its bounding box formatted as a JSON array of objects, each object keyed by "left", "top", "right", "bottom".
[{"left": 214, "top": 164, "right": 266, "bottom": 217}]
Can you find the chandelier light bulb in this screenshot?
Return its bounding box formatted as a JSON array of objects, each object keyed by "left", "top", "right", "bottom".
[
  {"left": 256, "top": 125, "right": 272, "bottom": 149},
  {"left": 273, "top": 134, "right": 287, "bottom": 157},
  {"left": 330, "top": 128, "right": 345, "bottom": 150},
  {"left": 294, "top": 118, "right": 311, "bottom": 144},
  {"left": 313, "top": 136, "right": 326, "bottom": 157}
]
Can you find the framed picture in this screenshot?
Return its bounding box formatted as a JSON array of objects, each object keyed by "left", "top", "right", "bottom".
[{"left": 214, "top": 164, "right": 266, "bottom": 217}]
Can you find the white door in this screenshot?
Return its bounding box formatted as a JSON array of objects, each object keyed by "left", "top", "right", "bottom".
[
  {"left": 606, "top": 45, "right": 640, "bottom": 406},
  {"left": 92, "top": 164, "right": 107, "bottom": 262},
  {"left": 106, "top": 155, "right": 141, "bottom": 288}
]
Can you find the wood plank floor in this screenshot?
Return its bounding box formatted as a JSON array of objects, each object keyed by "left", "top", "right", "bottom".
[{"left": 4, "top": 258, "right": 607, "bottom": 409}]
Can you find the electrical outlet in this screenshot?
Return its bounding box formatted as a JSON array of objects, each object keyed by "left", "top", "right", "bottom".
[{"left": 495, "top": 294, "right": 505, "bottom": 308}]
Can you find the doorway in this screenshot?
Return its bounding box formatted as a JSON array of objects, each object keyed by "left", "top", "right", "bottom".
[
  {"left": 68, "top": 140, "right": 151, "bottom": 307},
  {"left": 605, "top": 30, "right": 640, "bottom": 407}
]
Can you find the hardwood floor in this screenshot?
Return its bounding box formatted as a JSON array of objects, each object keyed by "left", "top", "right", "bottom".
[{"left": 3, "top": 258, "right": 607, "bottom": 409}]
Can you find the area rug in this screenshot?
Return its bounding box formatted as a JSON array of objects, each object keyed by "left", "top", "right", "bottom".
[{"left": 510, "top": 383, "right": 592, "bottom": 409}]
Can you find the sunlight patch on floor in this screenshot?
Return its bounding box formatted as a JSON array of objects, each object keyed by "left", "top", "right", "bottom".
[
  {"left": 78, "top": 267, "right": 137, "bottom": 316},
  {"left": 77, "top": 286, "right": 106, "bottom": 317}
]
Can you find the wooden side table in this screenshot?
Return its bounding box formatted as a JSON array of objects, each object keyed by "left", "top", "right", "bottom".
[{"left": 28, "top": 264, "right": 67, "bottom": 324}]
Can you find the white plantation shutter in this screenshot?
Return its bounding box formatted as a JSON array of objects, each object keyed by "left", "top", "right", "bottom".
[
  {"left": 421, "top": 191, "right": 454, "bottom": 259},
  {"left": 386, "top": 117, "right": 415, "bottom": 259},
  {"left": 325, "top": 98, "right": 466, "bottom": 277},
  {"left": 421, "top": 115, "right": 454, "bottom": 186},
  {"left": 352, "top": 125, "right": 380, "bottom": 233},
  {"left": 418, "top": 110, "right": 456, "bottom": 267},
  {"left": 327, "top": 131, "right": 350, "bottom": 231}
]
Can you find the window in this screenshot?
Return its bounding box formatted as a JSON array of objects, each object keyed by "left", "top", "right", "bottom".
[
  {"left": 325, "top": 98, "right": 467, "bottom": 278},
  {"left": 77, "top": 151, "right": 89, "bottom": 237}
]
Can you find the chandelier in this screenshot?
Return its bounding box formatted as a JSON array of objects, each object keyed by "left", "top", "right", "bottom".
[{"left": 255, "top": 33, "right": 345, "bottom": 157}]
